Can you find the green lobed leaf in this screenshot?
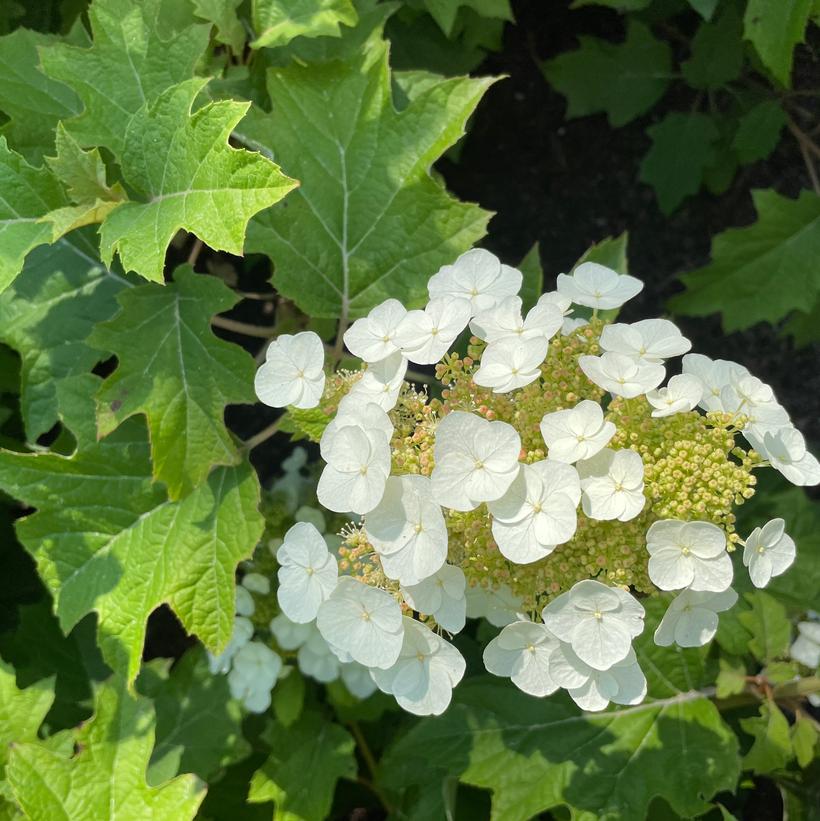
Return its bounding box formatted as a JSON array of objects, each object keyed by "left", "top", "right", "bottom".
[
  {"left": 7, "top": 678, "right": 205, "bottom": 821},
  {"left": 89, "top": 265, "right": 257, "bottom": 498},
  {"left": 0, "top": 28, "right": 80, "bottom": 163},
  {"left": 423, "top": 0, "right": 513, "bottom": 38},
  {"left": 380, "top": 679, "right": 741, "bottom": 821},
  {"left": 0, "top": 136, "right": 69, "bottom": 293},
  {"left": 686, "top": 0, "right": 719, "bottom": 19},
  {"left": 740, "top": 700, "right": 793, "bottom": 774},
  {"left": 0, "top": 232, "right": 125, "bottom": 442},
  {"left": 248, "top": 709, "right": 357, "bottom": 821},
  {"left": 272, "top": 669, "right": 306, "bottom": 728},
  {"left": 670, "top": 189, "right": 820, "bottom": 331},
  {"left": 0, "top": 394, "right": 265, "bottom": 683},
  {"left": 251, "top": 0, "right": 358, "bottom": 48},
  {"left": 258, "top": 0, "right": 396, "bottom": 68},
  {"left": 738, "top": 591, "right": 792, "bottom": 663},
  {"left": 193, "top": 0, "right": 246, "bottom": 53},
  {"left": 792, "top": 711, "right": 819, "bottom": 768},
  {"left": 541, "top": 22, "right": 672, "bottom": 127},
  {"left": 0, "top": 660, "right": 54, "bottom": 781},
  {"left": 39, "top": 0, "right": 210, "bottom": 157},
  {"left": 243, "top": 39, "right": 494, "bottom": 319},
  {"left": 743, "top": 0, "right": 813, "bottom": 87},
  {"left": 640, "top": 112, "right": 719, "bottom": 214},
  {"left": 0, "top": 602, "right": 107, "bottom": 730},
  {"left": 682, "top": 7, "right": 744, "bottom": 90},
  {"left": 732, "top": 100, "right": 787, "bottom": 165},
  {"left": 518, "top": 242, "right": 543, "bottom": 313},
  {"left": 137, "top": 647, "right": 251, "bottom": 785},
  {"left": 43, "top": 125, "right": 127, "bottom": 238},
  {"left": 98, "top": 79, "right": 297, "bottom": 283},
  {"left": 573, "top": 231, "right": 629, "bottom": 274}
]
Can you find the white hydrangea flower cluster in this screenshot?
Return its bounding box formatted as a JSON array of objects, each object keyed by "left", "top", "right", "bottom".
[{"left": 254, "top": 249, "right": 819, "bottom": 714}]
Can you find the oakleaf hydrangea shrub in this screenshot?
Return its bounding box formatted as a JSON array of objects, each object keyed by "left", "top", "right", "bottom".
[{"left": 254, "top": 249, "right": 819, "bottom": 716}]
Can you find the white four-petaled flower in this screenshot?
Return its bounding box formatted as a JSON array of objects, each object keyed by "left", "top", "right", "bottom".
[
  {"left": 317, "top": 403, "right": 392, "bottom": 514},
  {"left": 346, "top": 351, "right": 408, "bottom": 411},
  {"left": 549, "top": 643, "right": 647, "bottom": 712},
  {"left": 541, "top": 579, "right": 645, "bottom": 670},
  {"left": 556, "top": 262, "right": 643, "bottom": 310},
  {"left": 577, "top": 448, "right": 645, "bottom": 522},
  {"left": 646, "top": 519, "right": 733, "bottom": 592},
  {"left": 791, "top": 622, "right": 820, "bottom": 669},
  {"left": 488, "top": 460, "right": 581, "bottom": 563},
  {"left": 428, "top": 249, "right": 522, "bottom": 315},
  {"left": 343, "top": 298, "right": 407, "bottom": 362},
  {"left": 539, "top": 400, "right": 616, "bottom": 463},
  {"left": 276, "top": 522, "right": 339, "bottom": 623},
  {"left": 228, "top": 642, "right": 282, "bottom": 713},
  {"left": 430, "top": 411, "right": 522, "bottom": 511},
  {"left": 316, "top": 577, "right": 404, "bottom": 669},
  {"left": 654, "top": 588, "right": 738, "bottom": 647},
  {"left": 370, "top": 617, "right": 466, "bottom": 715},
  {"left": 745, "top": 427, "right": 820, "bottom": 487},
  {"left": 599, "top": 318, "right": 691, "bottom": 362},
  {"left": 255, "top": 331, "right": 326, "bottom": 409},
  {"left": 742, "top": 518, "right": 796, "bottom": 588},
  {"left": 483, "top": 620, "right": 560, "bottom": 697},
  {"left": 394, "top": 297, "right": 472, "bottom": 364},
  {"left": 365, "top": 475, "right": 448, "bottom": 586},
  {"left": 579, "top": 351, "right": 665, "bottom": 398},
  {"left": 401, "top": 564, "right": 467, "bottom": 634},
  {"left": 470, "top": 295, "right": 563, "bottom": 344},
  {"left": 473, "top": 336, "right": 548, "bottom": 393},
  {"left": 646, "top": 373, "right": 703, "bottom": 418}
]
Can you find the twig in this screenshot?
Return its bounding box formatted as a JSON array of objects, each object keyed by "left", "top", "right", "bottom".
[
  {"left": 348, "top": 721, "right": 393, "bottom": 813},
  {"left": 212, "top": 315, "right": 276, "bottom": 338},
  {"left": 236, "top": 290, "right": 277, "bottom": 301},
  {"left": 187, "top": 238, "right": 204, "bottom": 266},
  {"left": 241, "top": 417, "right": 283, "bottom": 450},
  {"left": 788, "top": 120, "right": 820, "bottom": 194}
]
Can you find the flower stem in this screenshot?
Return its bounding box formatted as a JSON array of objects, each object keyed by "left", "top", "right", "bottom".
[
  {"left": 241, "top": 416, "right": 283, "bottom": 450},
  {"left": 212, "top": 315, "right": 276, "bottom": 339}
]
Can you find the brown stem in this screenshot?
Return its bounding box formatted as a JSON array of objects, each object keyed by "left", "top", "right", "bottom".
[
  {"left": 212, "top": 315, "right": 276, "bottom": 339},
  {"left": 187, "top": 238, "right": 204, "bottom": 266},
  {"left": 241, "top": 417, "right": 283, "bottom": 450}
]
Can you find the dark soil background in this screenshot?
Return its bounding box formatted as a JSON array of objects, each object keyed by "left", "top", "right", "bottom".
[{"left": 438, "top": 0, "right": 820, "bottom": 446}]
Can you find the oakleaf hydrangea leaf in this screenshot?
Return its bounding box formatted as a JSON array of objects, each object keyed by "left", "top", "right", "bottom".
[
  {"left": 44, "top": 125, "right": 128, "bottom": 238},
  {"left": 541, "top": 22, "right": 672, "bottom": 127},
  {"left": 251, "top": 0, "right": 358, "bottom": 48},
  {"left": 423, "top": 0, "right": 513, "bottom": 38},
  {"left": 248, "top": 709, "right": 356, "bottom": 820},
  {"left": 0, "top": 136, "right": 69, "bottom": 292},
  {"left": 88, "top": 265, "right": 257, "bottom": 499},
  {"left": 738, "top": 591, "right": 792, "bottom": 663},
  {"left": 39, "top": 0, "right": 210, "bottom": 156},
  {"left": 7, "top": 678, "right": 205, "bottom": 821},
  {"left": 244, "top": 40, "right": 494, "bottom": 318},
  {"left": 0, "top": 28, "right": 80, "bottom": 163},
  {"left": 0, "top": 232, "right": 125, "bottom": 441},
  {"left": 193, "top": 0, "right": 246, "bottom": 53},
  {"left": 639, "top": 112, "right": 719, "bottom": 214},
  {"left": 138, "top": 647, "right": 251, "bottom": 784},
  {"left": 381, "top": 679, "right": 740, "bottom": 821},
  {"left": 0, "top": 660, "right": 54, "bottom": 780},
  {"left": 670, "top": 189, "right": 820, "bottom": 330},
  {"left": 740, "top": 701, "right": 793, "bottom": 774},
  {"left": 99, "top": 78, "right": 297, "bottom": 282},
  {"left": 732, "top": 100, "right": 787, "bottom": 165},
  {"left": 743, "top": 0, "right": 813, "bottom": 87},
  {"left": 0, "top": 408, "right": 265, "bottom": 683},
  {"left": 681, "top": 7, "right": 744, "bottom": 90}
]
